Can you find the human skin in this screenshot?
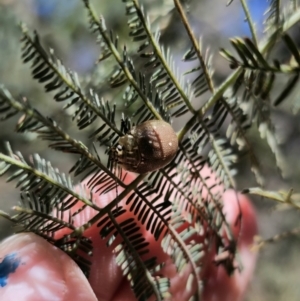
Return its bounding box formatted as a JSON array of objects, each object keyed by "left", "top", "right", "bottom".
[{"left": 0, "top": 168, "right": 258, "bottom": 301}]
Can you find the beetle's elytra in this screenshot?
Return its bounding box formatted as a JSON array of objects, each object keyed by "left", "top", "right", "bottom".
[{"left": 111, "top": 120, "right": 178, "bottom": 173}]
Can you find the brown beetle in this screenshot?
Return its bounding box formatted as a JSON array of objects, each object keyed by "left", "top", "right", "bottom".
[{"left": 111, "top": 120, "right": 178, "bottom": 173}]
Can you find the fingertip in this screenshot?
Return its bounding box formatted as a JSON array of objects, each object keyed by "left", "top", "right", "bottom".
[
  {"left": 201, "top": 191, "right": 258, "bottom": 301},
  {"left": 0, "top": 233, "right": 97, "bottom": 301},
  {"left": 222, "top": 190, "right": 258, "bottom": 244}
]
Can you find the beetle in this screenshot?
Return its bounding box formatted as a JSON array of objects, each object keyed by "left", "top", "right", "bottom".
[{"left": 110, "top": 120, "right": 178, "bottom": 173}]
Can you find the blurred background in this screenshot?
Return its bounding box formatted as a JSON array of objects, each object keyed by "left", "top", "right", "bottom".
[{"left": 0, "top": 0, "right": 300, "bottom": 300}]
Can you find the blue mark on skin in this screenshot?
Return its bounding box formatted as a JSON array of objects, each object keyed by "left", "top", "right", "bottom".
[{"left": 0, "top": 253, "right": 21, "bottom": 287}]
